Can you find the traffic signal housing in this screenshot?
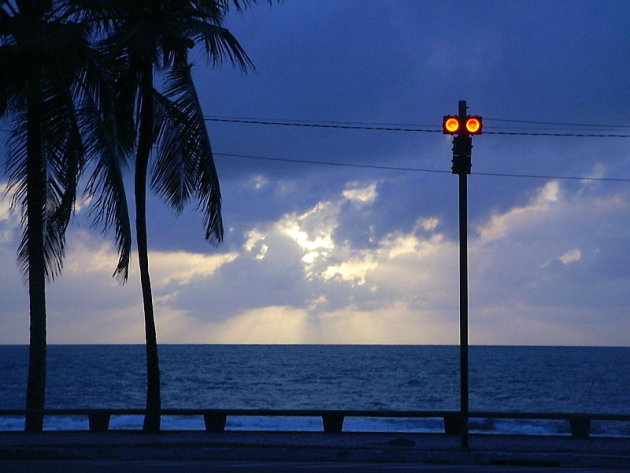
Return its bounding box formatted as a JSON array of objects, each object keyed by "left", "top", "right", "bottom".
[{"left": 442, "top": 115, "right": 483, "bottom": 135}]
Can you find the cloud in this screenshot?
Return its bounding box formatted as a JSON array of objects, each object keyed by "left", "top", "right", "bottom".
[
  {"left": 0, "top": 188, "right": 12, "bottom": 221},
  {"left": 0, "top": 227, "right": 241, "bottom": 343},
  {"left": 245, "top": 175, "right": 269, "bottom": 190},
  {"left": 477, "top": 181, "right": 561, "bottom": 243},
  {"left": 211, "top": 178, "right": 628, "bottom": 345},
  {"left": 147, "top": 251, "right": 238, "bottom": 289},
  {"left": 2, "top": 1, "right": 630, "bottom": 349},
  {"left": 321, "top": 253, "right": 377, "bottom": 287},
  {"left": 0, "top": 173, "right": 628, "bottom": 346},
  {"left": 558, "top": 248, "right": 582, "bottom": 265},
  {"left": 469, "top": 179, "right": 630, "bottom": 343},
  {"left": 342, "top": 181, "right": 378, "bottom": 204},
  {"left": 0, "top": 183, "right": 18, "bottom": 244},
  {"left": 277, "top": 201, "right": 338, "bottom": 270}
]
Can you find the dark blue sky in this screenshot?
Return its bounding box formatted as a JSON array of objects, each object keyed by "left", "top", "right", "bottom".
[{"left": 1, "top": 1, "right": 629, "bottom": 345}]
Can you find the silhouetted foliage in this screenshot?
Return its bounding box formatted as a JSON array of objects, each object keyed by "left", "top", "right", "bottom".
[
  {"left": 0, "top": 0, "right": 131, "bottom": 430},
  {"left": 69, "top": 0, "right": 253, "bottom": 431}
]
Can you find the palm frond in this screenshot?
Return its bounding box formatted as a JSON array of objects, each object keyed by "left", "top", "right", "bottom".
[
  {"left": 186, "top": 18, "right": 252, "bottom": 71},
  {"left": 81, "top": 72, "right": 133, "bottom": 282},
  {"left": 153, "top": 60, "right": 223, "bottom": 243},
  {"left": 152, "top": 91, "right": 195, "bottom": 213},
  {"left": 8, "top": 109, "right": 69, "bottom": 282},
  {"left": 6, "top": 112, "right": 29, "bottom": 216},
  {"left": 211, "top": 0, "right": 262, "bottom": 14},
  {"left": 2, "top": 6, "right": 106, "bottom": 281},
  {"left": 85, "top": 152, "right": 132, "bottom": 282}
]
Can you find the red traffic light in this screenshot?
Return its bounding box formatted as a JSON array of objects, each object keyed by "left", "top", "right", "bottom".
[
  {"left": 442, "top": 115, "right": 483, "bottom": 135},
  {"left": 465, "top": 116, "right": 482, "bottom": 134},
  {"left": 443, "top": 116, "right": 460, "bottom": 134}
]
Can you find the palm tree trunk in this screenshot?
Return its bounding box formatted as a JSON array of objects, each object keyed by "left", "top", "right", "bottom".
[
  {"left": 25, "top": 88, "right": 47, "bottom": 432},
  {"left": 136, "top": 61, "right": 161, "bottom": 433}
]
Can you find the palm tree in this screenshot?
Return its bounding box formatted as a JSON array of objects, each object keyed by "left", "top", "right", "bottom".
[
  {"left": 1, "top": 0, "right": 133, "bottom": 431},
  {"left": 0, "top": 0, "right": 110, "bottom": 431},
  {"left": 74, "top": 0, "right": 252, "bottom": 431}
]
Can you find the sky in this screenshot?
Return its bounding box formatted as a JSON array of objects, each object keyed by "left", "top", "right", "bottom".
[{"left": 1, "top": 1, "right": 629, "bottom": 345}]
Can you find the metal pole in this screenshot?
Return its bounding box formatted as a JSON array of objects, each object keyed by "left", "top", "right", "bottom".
[
  {"left": 458, "top": 171, "right": 469, "bottom": 449},
  {"left": 455, "top": 99, "right": 470, "bottom": 449}
]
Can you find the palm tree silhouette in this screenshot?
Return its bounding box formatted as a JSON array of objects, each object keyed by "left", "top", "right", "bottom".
[
  {"left": 75, "top": 0, "right": 252, "bottom": 431},
  {"left": 0, "top": 0, "right": 128, "bottom": 431}
]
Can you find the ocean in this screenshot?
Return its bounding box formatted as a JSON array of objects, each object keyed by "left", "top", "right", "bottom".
[{"left": 0, "top": 345, "right": 628, "bottom": 436}]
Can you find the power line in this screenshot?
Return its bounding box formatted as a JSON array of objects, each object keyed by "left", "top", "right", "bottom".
[
  {"left": 483, "top": 130, "right": 630, "bottom": 138},
  {"left": 205, "top": 117, "right": 441, "bottom": 134},
  {"left": 205, "top": 117, "right": 630, "bottom": 138},
  {"left": 206, "top": 115, "right": 630, "bottom": 130},
  {"left": 215, "top": 152, "right": 630, "bottom": 183},
  {"left": 216, "top": 152, "right": 450, "bottom": 174},
  {"left": 485, "top": 117, "right": 630, "bottom": 129},
  {"left": 473, "top": 171, "right": 629, "bottom": 182},
  {"left": 3, "top": 116, "right": 629, "bottom": 137}
]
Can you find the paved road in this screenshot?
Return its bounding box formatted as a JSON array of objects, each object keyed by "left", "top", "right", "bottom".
[
  {"left": 0, "top": 460, "right": 626, "bottom": 473},
  {"left": 2, "top": 431, "right": 628, "bottom": 470}
]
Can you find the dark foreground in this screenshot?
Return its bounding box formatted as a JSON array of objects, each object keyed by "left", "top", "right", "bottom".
[
  {"left": 1, "top": 459, "right": 627, "bottom": 473},
  {"left": 1, "top": 431, "right": 629, "bottom": 472}
]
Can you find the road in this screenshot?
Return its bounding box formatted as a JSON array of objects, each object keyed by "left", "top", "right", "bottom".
[{"left": 0, "top": 460, "right": 626, "bottom": 473}]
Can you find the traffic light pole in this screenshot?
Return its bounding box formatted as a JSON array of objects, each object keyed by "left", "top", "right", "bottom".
[
  {"left": 443, "top": 100, "right": 482, "bottom": 449},
  {"left": 452, "top": 100, "right": 472, "bottom": 449},
  {"left": 457, "top": 167, "right": 469, "bottom": 449}
]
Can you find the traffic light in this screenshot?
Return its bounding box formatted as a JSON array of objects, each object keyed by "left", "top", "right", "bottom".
[
  {"left": 442, "top": 115, "right": 483, "bottom": 135},
  {"left": 465, "top": 116, "right": 482, "bottom": 134},
  {"left": 443, "top": 116, "right": 460, "bottom": 134}
]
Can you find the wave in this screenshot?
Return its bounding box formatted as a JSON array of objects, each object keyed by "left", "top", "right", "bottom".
[{"left": 1, "top": 415, "right": 628, "bottom": 437}]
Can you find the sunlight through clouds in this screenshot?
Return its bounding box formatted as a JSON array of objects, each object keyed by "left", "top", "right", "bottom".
[
  {"left": 0, "top": 175, "right": 628, "bottom": 345},
  {"left": 322, "top": 253, "right": 377, "bottom": 286},
  {"left": 203, "top": 302, "right": 460, "bottom": 345},
  {"left": 244, "top": 229, "right": 269, "bottom": 260},
  {"left": 276, "top": 201, "right": 338, "bottom": 274},
  {"left": 210, "top": 305, "right": 310, "bottom": 344}
]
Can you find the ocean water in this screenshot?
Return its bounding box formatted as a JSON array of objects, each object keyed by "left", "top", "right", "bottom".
[{"left": 0, "top": 345, "right": 628, "bottom": 436}]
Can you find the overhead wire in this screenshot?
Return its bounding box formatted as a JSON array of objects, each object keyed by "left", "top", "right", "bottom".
[
  {"left": 215, "top": 152, "right": 450, "bottom": 174},
  {"left": 484, "top": 117, "right": 630, "bottom": 129},
  {"left": 215, "top": 152, "right": 630, "bottom": 183},
  {"left": 2, "top": 114, "right": 630, "bottom": 136},
  {"left": 1, "top": 114, "right": 629, "bottom": 181},
  {"left": 206, "top": 115, "right": 630, "bottom": 129},
  {"left": 205, "top": 117, "right": 440, "bottom": 134},
  {"left": 204, "top": 116, "right": 630, "bottom": 138}
]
